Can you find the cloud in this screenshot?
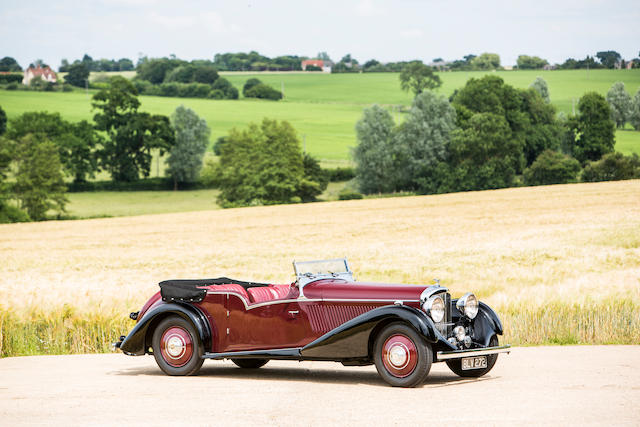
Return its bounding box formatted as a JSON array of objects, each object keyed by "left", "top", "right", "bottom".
[
  {"left": 400, "top": 29, "right": 423, "bottom": 39},
  {"left": 354, "top": 0, "right": 385, "bottom": 17},
  {"left": 148, "top": 11, "right": 239, "bottom": 34}
]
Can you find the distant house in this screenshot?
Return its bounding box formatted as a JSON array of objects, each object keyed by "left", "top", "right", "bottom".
[
  {"left": 23, "top": 66, "right": 57, "bottom": 85},
  {"left": 301, "top": 59, "right": 332, "bottom": 73}
]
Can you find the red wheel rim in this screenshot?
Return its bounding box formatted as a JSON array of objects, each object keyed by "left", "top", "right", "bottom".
[
  {"left": 160, "top": 326, "right": 193, "bottom": 367},
  {"left": 381, "top": 334, "right": 418, "bottom": 378}
]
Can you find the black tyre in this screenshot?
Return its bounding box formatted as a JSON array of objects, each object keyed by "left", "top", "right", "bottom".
[
  {"left": 373, "top": 322, "right": 432, "bottom": 387},
  {"left": 446, "top": 335, "right": 499, "bottom": 378},
  {"left": 231, "top": 358, "right": 269, "bottom": 369},
  {"left": 152, "top": 315, "right": 204, "bottom": 376}
]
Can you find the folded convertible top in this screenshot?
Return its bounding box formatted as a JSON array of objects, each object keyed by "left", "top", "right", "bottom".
[{"left": 159, "top": 277, "right": 270, "bottom": 303}]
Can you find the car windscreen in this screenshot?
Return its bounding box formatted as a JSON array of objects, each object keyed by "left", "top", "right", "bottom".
[{"left": 294, "top": 259, "right": 350, "bottom": 277}]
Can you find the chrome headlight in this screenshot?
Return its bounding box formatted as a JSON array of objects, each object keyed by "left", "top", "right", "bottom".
[
  {"left": 456, "top": 293, "right": 479, "bottom": 319},
  {"left": 423, "top": 295, "right": 445, "bottom": 323}
]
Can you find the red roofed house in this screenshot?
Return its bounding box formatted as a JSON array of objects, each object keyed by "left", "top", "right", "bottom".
[
  {"left": 23, "top": 66, "right": 57, "bottom": 85},
  {"left": 301, "top": 59, "right": 332, "bottom": 73}
]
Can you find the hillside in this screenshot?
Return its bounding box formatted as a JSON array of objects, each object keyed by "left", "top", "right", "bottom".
[{"left": 1, "top": 69, "right": 639, "bottom": 165}]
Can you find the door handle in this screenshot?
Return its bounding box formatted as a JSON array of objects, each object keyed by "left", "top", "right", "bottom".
[{"left": 288, "top": 310, "right": 299, "bottom": 318}]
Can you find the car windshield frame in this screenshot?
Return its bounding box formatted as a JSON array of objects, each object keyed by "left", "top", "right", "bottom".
[{"left": 293, "top": 258, "right": 354, "bottom": 297}]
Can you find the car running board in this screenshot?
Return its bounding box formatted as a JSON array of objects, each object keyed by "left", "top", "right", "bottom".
[{"left": 203, "top": 348, "right": 302, "bottom": 360}]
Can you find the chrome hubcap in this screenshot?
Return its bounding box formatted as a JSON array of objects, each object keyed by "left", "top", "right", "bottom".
[
  {"left": 388, "top": 344, "right": 409, "bottom": 369},
  {"left": 165, "top": 334, "right": 186, "bottom": 358}
]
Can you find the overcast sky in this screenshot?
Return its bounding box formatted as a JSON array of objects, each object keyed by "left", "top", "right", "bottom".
[{"left": 1, "top": 0, "right": 638, "bottom": 69}]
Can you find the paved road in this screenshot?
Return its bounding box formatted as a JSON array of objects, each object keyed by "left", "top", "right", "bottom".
[{"left": 1, "top": 346, "right": 639, "bottom": 426}]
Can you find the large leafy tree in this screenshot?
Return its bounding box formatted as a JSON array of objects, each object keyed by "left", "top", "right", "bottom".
[
  {"left": 523, "top": 150, "right": 581, "bottom": 186},
  {"left": 167, "top": 106, "right": 210, "bottom": 189},
  {"left": 566, "top": 92, "right": 615, "bottom": 163},
  {"left": 596, "top": 51, "right": 621, "bottom": 69},
  {"left": 64, "top": 62, "right": 90, "bottom": 87},
  {"left": 471, "top": 53, "right": 500, "bottom": 70},
  {"left": 517, "top": 55, "right": 548, "bottom": 70},
  {"left": 216, "top": 118, "right": 322, "bottom": 206},
  {"left": 13, "top": 135, "right": 67, "bottom": 220},
  {"left": 394, "top": 92, "right": 457, "bottom": 190},
  {"left": 443, "top": 113, "right": 520, "bottom": 191},
  {"left": 452, "top": 75, "right": 561, "bottom": 167},
  {"left": 5, "top": 112, "right": 101, "bottom": 183},
  {"left": 606, "top": 82, "right": 632, "bottom": 128},
  {"left": 399, "top": 61, "right": 442, "bottom": 96},
  {"left": 353, "top": 105, "right": 396, "bottom": 194},
  {"left": 93, "top": 77, "right": 175, "bottom": 181},
  {"left": 0, "top": 57, "right": 22, "bottom": 72}
]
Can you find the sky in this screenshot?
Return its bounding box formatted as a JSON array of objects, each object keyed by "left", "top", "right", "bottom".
[{"left": 1, "top": 0, "right": 638, "bottom": 69}]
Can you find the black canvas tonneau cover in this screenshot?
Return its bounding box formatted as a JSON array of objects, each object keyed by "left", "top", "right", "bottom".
[{"left": 159, "top": 277, "right": 270, "bottom": 302}]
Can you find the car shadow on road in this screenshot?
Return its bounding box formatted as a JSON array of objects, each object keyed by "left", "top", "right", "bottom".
[{"left": 111, "top": 363, "right": 495, "bottom": 388}]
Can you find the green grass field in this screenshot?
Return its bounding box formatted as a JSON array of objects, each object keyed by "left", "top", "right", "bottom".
[{"left": 2, "top": 69, "right": 639, "bottom": 164}]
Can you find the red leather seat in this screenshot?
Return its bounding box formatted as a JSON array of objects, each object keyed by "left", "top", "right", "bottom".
[{"left": 247, "top": 285, "right": 291, "bottom": 303}]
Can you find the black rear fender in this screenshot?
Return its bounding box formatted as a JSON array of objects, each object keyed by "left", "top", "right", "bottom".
[{"left": 119, "top": 302, "right": 212, "bottom": 355}]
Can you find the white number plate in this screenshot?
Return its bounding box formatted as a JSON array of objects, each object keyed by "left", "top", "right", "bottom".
[{"left": 461, "top": 356, "right": 487, "bottom": 370}]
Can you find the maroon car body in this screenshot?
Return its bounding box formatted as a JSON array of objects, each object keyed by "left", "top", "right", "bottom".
[{"left": 116, "top": 259, "right": 510, "bottom": 387}]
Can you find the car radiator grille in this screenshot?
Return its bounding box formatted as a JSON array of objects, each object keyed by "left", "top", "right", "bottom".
[{"left": 435, "top": 293, "right": 453, "bottom": 337}]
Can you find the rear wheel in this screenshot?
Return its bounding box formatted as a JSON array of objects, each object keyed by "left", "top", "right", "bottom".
[
  {"left": 231, "top": 359, "right": 268, "bottom": 369},
  {"left": 152, "top": 315, "right": 204, "bottom": 376},
  {"left": 446, "top": 335, "right": 499, "bottom": 378},
  {"left": 373, "top": 323, "right": 432, "bottom": 387}
]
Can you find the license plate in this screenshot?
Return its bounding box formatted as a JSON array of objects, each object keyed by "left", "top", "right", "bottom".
[{"left": 461, "top": 356, "right": 487, "bottom": 370}]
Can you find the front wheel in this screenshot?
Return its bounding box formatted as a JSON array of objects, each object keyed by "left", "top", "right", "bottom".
[
  {"left": 231, "top": 359, "right": 268, "bottom": 369},
  {"left": 446, "top": 335, "right": 499, "bottom": 378},
  {"left": 373, "top": 322, "right": 432, "bottom": 387},
  {"left": 152, "top": 315, "right": 204, "bottom": 376}
]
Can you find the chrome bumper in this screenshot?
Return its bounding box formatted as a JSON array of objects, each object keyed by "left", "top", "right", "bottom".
[{"left": 436, "top": 345, "right": 511, "bottom": 361}]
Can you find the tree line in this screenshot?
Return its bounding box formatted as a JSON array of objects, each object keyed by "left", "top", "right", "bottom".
[
  {"left": 353, "top": 76, "right": 640, "bottom": 196},
  {"left": 0, "top": 78, "right": 215, "bottom": 221}
]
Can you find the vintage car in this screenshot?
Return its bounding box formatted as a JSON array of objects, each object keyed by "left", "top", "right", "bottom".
[{"left": 115, "top": 259, "right": 510, "bottom": 387}]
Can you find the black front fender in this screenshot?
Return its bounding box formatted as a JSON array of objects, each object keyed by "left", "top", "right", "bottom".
[
  {"left": 119, "top": 302, "right": 211, "bottom": 356},
  {"left": 300, "top": 304, "right": 439, "bottom": 360}
]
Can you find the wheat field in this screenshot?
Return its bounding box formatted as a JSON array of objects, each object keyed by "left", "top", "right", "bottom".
[{"left": 1, "top": 180, "right": 639, "bottom": 355}]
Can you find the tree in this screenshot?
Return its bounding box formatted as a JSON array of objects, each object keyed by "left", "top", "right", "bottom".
[
  {"left": 167, "top": 106, "right": 211, "bottom": 190},
  {"left": 399, "top": 61, "right": 442, "bottom": 96},
  {"left": 606, "top": 82, "right": 632, "bottom": 128},
  {"left": 13, "top": 135, "right": 67, "bottom": 220},
  {"left": 243, "top": 78, "right": 262, "bottom": 97},
  {"left": 581, "top": 152, "right": 640, "bottom": 182},
  {"left": 517, "top": 55, "right": 548, "bottom": 69},
  {"left": 93, "top": 77, "right": 175, "bottom": 181},
  {"left": 471, "top": 53, "right": 500, "bottom": 70},
  {"left": 0, "top": 105, "right": 6, "bottom": 135},
  {"left": 630, "top": 89, "right": 640, "bottom": 131},
  {"left": 136, "top": 57, "right": 186, "bottom": 84},
  {"left": 596, "top": 51, "right": 621, "bottom": 69},
  {"left": 443, "top": 113, "right": 520, "bottom": 191},
  {"left": 0, "top": 57, "right": 22, "bottom": 72},
  {"left": 452, "top": 75, "right": 561, "bottom": 167},
  {"left": 394, "top": 92, "right": 457, "bottom": 191},
  {"left": 523, "top": 150, "right": 581, "bottom": 185},
  {"left": 317, "top": 52, "right": 332, "bottom": 62},
  {"left": 216, "top": 118, "right": 321, "bottom": 206},
  {"left": 530, "top": 77, "right": 550, "bottom": 103},
  {"left": 244, "top": 83, "right": 282, "bottom": 100},
  {"left": 353, "top": 105, "right": 396, "bottom": 194},
  {"left": 5, "top": 112, "right": 101, "bottom": 183},
  {"left": 566, "top": 92, "right": 615, "bottom": 163},
  {"left": 64, "top": 62, "right": 90, "bottom": 87}
]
